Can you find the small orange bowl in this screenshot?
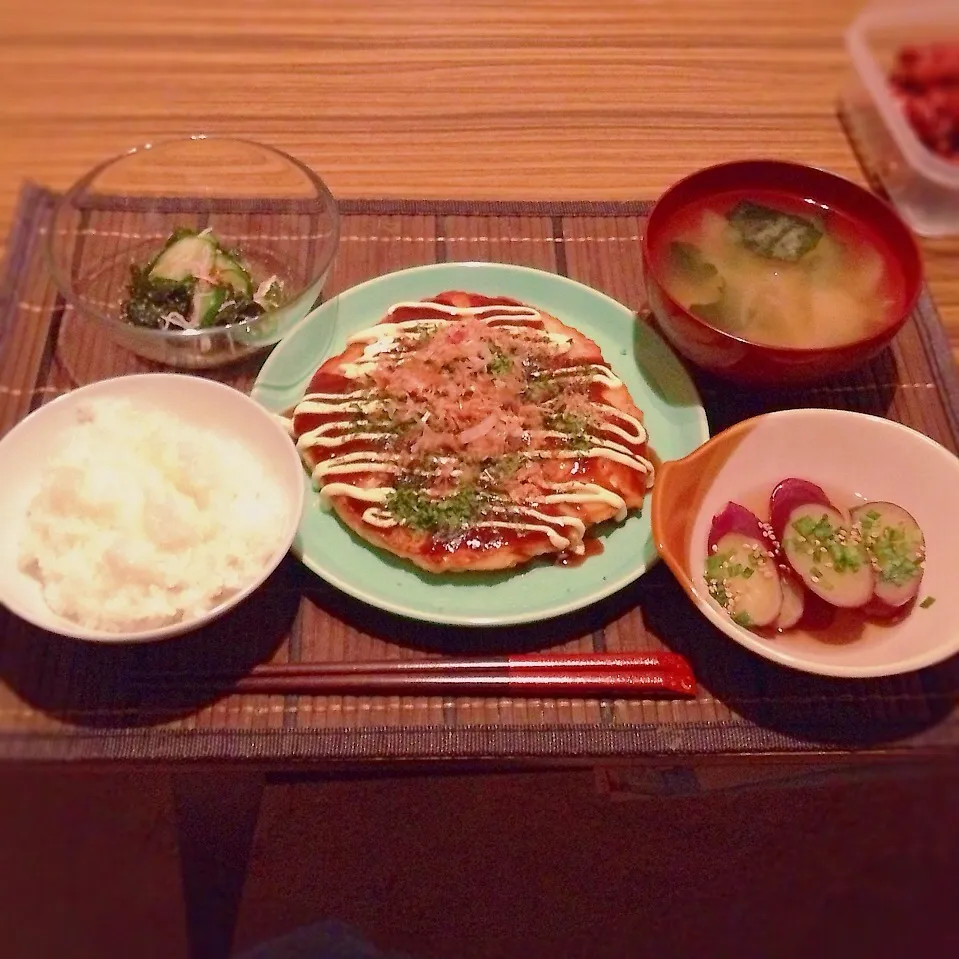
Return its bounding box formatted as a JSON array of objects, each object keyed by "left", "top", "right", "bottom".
[{"left": 641, "top": 160, "right": 923, "bottom": 387}]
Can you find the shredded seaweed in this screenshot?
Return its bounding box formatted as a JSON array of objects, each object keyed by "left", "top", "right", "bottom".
[
  {"left": 386, "top": 483, "right": 486, "bottom": 534},
  {"left": 544, "top": 410, "right": 591, "bottom": 450},
  {"left": 487, "top": 347, "right": 513, "bottom": 376},
  {"left": 122, "top": 266, "right": 194, "bottom": 329}
]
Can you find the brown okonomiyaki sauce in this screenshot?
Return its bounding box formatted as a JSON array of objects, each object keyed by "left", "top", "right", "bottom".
[
  {"left": 554, "top": 536, "right": 604, "bottom": 567},
  {"left": 424, "top": 525, "right": 544, "bottom": 561}
]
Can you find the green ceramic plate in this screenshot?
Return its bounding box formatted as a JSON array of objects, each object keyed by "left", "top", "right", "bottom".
[{"left": 252, "top": 262, "right": 708, "bottom": 626}]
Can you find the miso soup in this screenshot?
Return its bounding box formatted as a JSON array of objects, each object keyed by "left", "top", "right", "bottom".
[{"left": 652, "top": 190, "right": 904, "bottom": 349}]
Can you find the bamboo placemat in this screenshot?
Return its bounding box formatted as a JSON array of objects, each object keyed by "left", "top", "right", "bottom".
[{"left": 0, "top": 184, "right": 957, "bottom": 763}]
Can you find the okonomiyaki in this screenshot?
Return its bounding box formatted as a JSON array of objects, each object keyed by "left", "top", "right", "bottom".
[{"left": 290, "top": 290, "right": 654, "bottom": 573}]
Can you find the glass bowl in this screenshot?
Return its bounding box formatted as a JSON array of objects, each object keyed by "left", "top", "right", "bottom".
[{"left": 47, "top": 136, "right": 340, "bottom": 370}]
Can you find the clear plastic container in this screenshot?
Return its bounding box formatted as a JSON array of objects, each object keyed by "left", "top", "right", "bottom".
[{"left": 842, "top": 2, "right": 959, "bottom": 237}]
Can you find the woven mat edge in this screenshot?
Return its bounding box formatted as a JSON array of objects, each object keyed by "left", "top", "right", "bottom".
[
  {"left": 0, "top": 722, "right": 955, "bottom": 764},
  {"left": 17, "top": 183, "right": 658, "bottom": 219}
]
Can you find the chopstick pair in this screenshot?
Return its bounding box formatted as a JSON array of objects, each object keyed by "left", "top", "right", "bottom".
[{"left": 135, "top": 650, "right": 697, "bottom": 698}]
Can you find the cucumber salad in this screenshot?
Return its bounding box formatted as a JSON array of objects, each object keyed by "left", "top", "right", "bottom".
[{"left": 122, "top": 228, "right": 283, "bottom": 331}]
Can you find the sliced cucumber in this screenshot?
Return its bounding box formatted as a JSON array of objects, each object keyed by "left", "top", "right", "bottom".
[
  {"left": 190, "top": 283, "right": 229, "bottom": 328},
  {"left": 149, "top": 232, "right": 217, "bottom": 283},
  {"left": 213, "top": 250, "right": 253, "bottom": 295}
]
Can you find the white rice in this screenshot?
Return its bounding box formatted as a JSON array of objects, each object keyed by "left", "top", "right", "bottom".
[{"left": 18, "top": 398, "right": 289, "bottom": 634}]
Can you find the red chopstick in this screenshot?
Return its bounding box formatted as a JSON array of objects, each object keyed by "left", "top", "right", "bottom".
[
  {"left": 216, "top": 669, "right": 692, "bottom": 697},
  {"left": 135, "top": 651, "right": 696, "bottom": 698},
  {"left": 245, "top": 650, "right": 691, "bottom": 676}
]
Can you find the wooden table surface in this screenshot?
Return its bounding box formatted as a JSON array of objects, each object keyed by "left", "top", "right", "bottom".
[{"left": 1, "top": 0, "right": 957, "bottom": 363}]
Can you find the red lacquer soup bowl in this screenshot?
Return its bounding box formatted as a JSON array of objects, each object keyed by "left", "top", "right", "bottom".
[{"left": 641, "top": 160, "right": 922, "bottom": 387}]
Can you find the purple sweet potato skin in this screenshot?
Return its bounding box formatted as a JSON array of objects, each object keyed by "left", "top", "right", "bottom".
[
  {"left": 708, "top": 502, "right": 766, "bottom": 551},
  {"left": 769, "top": 479, "right": 833, "bottom": 542}
]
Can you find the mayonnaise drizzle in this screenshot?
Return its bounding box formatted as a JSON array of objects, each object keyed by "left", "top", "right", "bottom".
[
  {"left": 294, "top": 298, "right": 655, "bottom": 544},
  {"left": 385, "top": 301, "right": 542, "bottom": 320},
  {"left": 349, "top": 502, "right": 587, "bottom": 551}
]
